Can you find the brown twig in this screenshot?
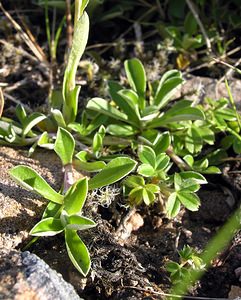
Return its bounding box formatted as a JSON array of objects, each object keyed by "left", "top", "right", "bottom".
[
  {"left": 166, "top": 146, "right": 191, "bottom": 171},
  {"left": 122, "top": 285, "right": 229, "bottom": 300},
  {"left": 0, "top": 2, "right": 47, "bottom": 62},
  {"left": 185, "top": 0, "right": 212, "bottom": 53}
]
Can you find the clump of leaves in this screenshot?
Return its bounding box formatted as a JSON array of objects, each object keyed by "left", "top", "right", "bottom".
[
  {"left": 86, "top": 58, "right": 204, "bottom": 142},
  {"left": 123, "top": 143, "right": 207, "bottom": 217},
  {"left": 10, "top": 127, "right": 137, "bottom": 276},
  {"left": 0, "top": 0, "right": 90, "bottom": 151},
  {"left": 166, "top": 245, "right": 205, "bottom": 284},
  {"left": 10, "top": 165, "right": 94, "bottom": 276}
]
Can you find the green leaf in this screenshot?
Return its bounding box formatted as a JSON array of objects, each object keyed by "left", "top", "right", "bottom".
[
  {"left": 146, "top": 184, "right": 160, "bottom": 193},
  {"left": 129, "top": 186, "right": 144, "bottom": 206},
  {"left": 10, "top": 166, "right": 63, "bottom": 204},
  {"left": 42, "top": 201, "right": 62, "bottom": 218},
  {"left": 80, "top": 0, "right": 89, "bottom": 14},
  {"left": 154, "top": 75, "right": 183, "bottom": 109},
  {"left": 37, "top": 132, "right": 54, "bottom": 150},
  {"left": 137, "top": 164, "right": 155, "bottom": 177},
  {"left": 141, "top": 105, "right": 159, "bottom": 121},
  {"left": 153, "top": 132, "right": 171, "bottom": 153},
  {"left": 177, "top": 192, "right": 200, "bottom": 211},
  {"left": 118, "top": 89, "right": 139, "bottom": 105},
  {"left": 117, "top": 89, "right": 141, "bottom": 125},
  {"left": 64, "top": 177, "right": 88, "bottom": 215},
  {"left": 124, "top": 58, "right": 146, "bottom": 98},
  {"left": 179, "top": 171, "right": 207, "bottom": 184},
  {"left": 150, "top": 100, "right": 205, "bottom": 127},
  {"left": 167, "top": 192, "right": 181, "bottom": 217},
  {"left": 233, "top": 138, "right": 241, "bottom": 154},
  {"left": 86, "top": 98, "right": 129, "bottom": 123},
  {"left": 51, "top": 109, "right": 66, "bottom": 128},
  {"left": 65, "top": 229, "right": 91, "bottom": 276},
  {"left": 22, "top": 112, "right": 46, "bottom": 136},
  {"left": 107, "top": 124, "right": 137, "bottom": 136},
  {"left": 30, "top": 217, "right": 63, "bottom": 236},
  {"left": 184, "top": 12, "right": 198, "bottom": 35},
  {"left": 179, "top": 179, "right": 200, "bottom": 193},
  {"left": 89, "top": 157, "right": 137, "bottom": 190},
  {"left": 54, "top": 127, "right": 75, "bottom": 165},
  {"left": 174, "top": 173, "right": 182, "bottom": 191},
  {"left": 16, "top": 104, "right": 27, "bottom": 124},
  {"left": 63, "top": 11, "right": 89, "bottom": 123},
  {"left": 108, "top": 81, "right": 137, "bottom": 120},
  {"left": 75, "top": 151, "right": 106, "bottom": 172},
  {"left": 156, "top": 153, "right": 170, "bottom": 170},
  {"left": 183, "top": 155, "right": 194, "bottom": 167},
  {"left": 65, "top": 215, "right": 96, "bottom": 230},
  {"left": 138, "top": 145, "right": 156, "bottom": 168},
  {"left": 197, "top": 125, "right": 215, "bottom": 145},
  {"left": 166, "top": 261, "right": 180, "bottom": 273},
  {"left": 142, "top": 188, "right": 155, "bottom": 205},
  {"left": 185, "top": 126, "right": 203, "bottom": 154},
  {"left": 124, "top": 175, "right": 145, "bottom": 188},
  {"left": 203, "top": 166, "right": 221, "bottom": 174}
]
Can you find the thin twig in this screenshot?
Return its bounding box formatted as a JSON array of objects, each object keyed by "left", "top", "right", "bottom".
[
  {"left": 0, "top": 2, "right": 47, "bottom": 62},
  {"left": 155, "top": 0, "right": 164, "bottom": 18},
  {"left": 122, "top": 285, "right": 229, "bottom": 300},
  {"left": 166, "top": 146, "right": 190, "bottom": 171},
  {"left": 4, "top": 78, "right": 28, "bottom": 92},
  {"left": 185, "top": 0, "right": 212, "bottom": 53},
  {"left": 17, "top": 10, "right": 46, "bottom": 61},
  {"left": 183, "top": 45, "right": 241, "bottom": 75}
]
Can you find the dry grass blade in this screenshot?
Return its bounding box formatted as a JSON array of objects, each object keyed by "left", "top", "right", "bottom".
[
  {"left": 0, "top": 2, "right": 47, "bottom": 63},
  {"left": 0, "top": 87, "right": 4, "bottom": 117}
]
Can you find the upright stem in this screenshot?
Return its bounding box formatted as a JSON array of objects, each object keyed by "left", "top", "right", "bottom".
[{"left": 63, "top": 163, "right": 74, "bottom": 193}]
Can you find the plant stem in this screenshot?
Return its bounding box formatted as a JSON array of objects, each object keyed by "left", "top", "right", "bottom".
[
  {"left": 166, "top": 146, "right": 190, "bottom": 171},
  {"left": 63, "top": 163, "right": 75, "bottom": 193}
]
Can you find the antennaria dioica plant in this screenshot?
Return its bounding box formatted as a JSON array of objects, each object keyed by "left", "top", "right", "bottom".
[{"left": 1, "top": 0, "right": 241, "bottom": 288}]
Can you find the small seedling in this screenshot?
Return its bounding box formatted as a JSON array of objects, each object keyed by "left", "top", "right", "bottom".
[{"left": 166, "top": 245, "right": 205, "bottom": 284}]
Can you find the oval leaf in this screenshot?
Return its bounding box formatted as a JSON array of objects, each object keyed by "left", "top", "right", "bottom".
[
  {"left": 177, "top": 192, "right": 200, "bottom": 211},
  {"left": 137, "top": 164, "right": 155, "bottom": 177},
  {"left": 167, "top": 192, "right": 181, "bottom": 218},
  {"left": 65, "top": 229, "right": 91, "bottom": 276},
  {"left": 124, "top": 58, "right": 146, "bottom": 97},
  {"left": 64, "top": 177, "right": 88, "bottom": 215},
  {"left": 9, "top": 166, "right": 63, "bottom": 204},
  {"left": 30, "top": 217, "right": 63, "bottom": 236},
  {"left": 66, "top": 215, "right": 96, "bottom": 230},
  {"left": 138, "top": 145, "right": 156, "bottom": 168},
  {"left": 54, "top": 127, "right": 75, "bottom": 165},
  {"left": 88, "top": 157, "right": 137, "bottom": 190},
  {"left": 22, "top": 112, "right": 46, "bottom": 136}
]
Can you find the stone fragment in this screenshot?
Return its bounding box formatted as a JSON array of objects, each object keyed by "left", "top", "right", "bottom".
[{"left": 0, "top": 250, "right": 82, "bottom": 300}]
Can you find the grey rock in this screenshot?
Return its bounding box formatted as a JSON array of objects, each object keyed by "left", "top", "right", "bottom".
[{"left": 0, "top": 250, "right": 83, "bottom": 300}]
